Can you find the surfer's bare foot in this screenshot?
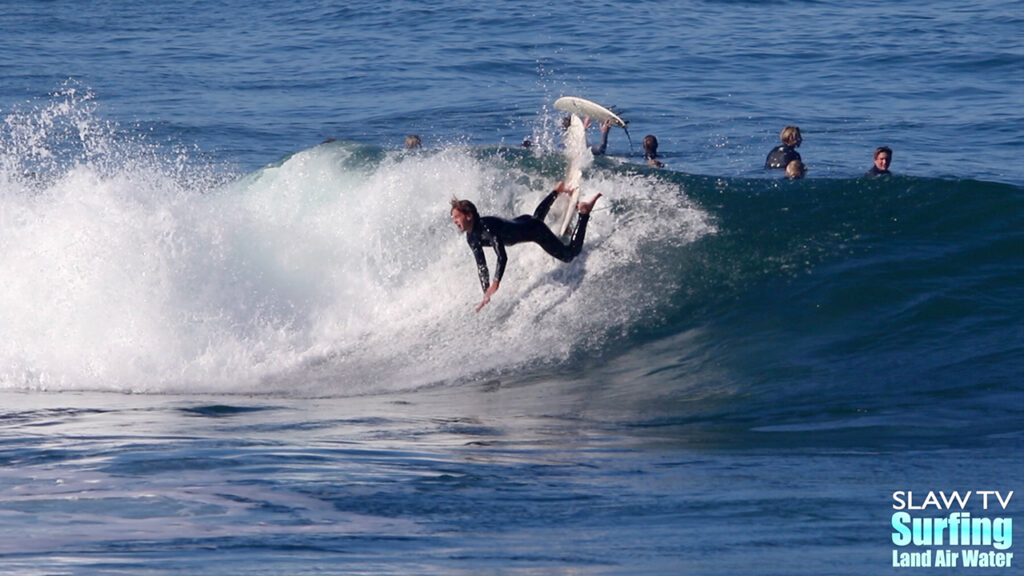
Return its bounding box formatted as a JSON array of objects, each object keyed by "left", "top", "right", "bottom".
[{"left": 578, "top": 193, "right": 601, "bottom": 214}]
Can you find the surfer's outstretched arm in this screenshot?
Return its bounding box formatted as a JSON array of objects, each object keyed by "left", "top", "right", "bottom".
[
  {"left": 475, "top": 229, "right": 507, "bottom": 312},
  {"left": 470, "top": 241, "right": 490, "bottom": 293}
]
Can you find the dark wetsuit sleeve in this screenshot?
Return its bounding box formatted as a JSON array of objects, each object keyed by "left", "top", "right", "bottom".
[
  {"left": 491, "top": 235, "right": 508, "bottom": 285},
  {"left": 468, "top": 225, "right": 509, "bottom": 292},
  {"left": 468, "top": 234, "right": 490, "bottom": 293}
]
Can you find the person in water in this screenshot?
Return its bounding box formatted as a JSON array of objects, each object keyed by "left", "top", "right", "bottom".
[
  {"left": 451, "top": 182, "right": 602, "bottom": 312},
  {"left": 866, "top": 146, "right": 892, "bottom": 176},
  {"left": 785, "top": 159, "right": 806, "bottom": 179},
  {"left": 765, "top": 125, "right": 803, "bottom": 169},
  {"left": 643, "top": 134, "right": 665, "bottom": 168},
  {"left": 405, "top": 134, "right": 422, "bottom": 149}
]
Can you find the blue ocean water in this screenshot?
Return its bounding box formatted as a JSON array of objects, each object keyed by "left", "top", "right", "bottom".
[{"left": 1, "top": 1, "right": 1022, "bottom": 574}]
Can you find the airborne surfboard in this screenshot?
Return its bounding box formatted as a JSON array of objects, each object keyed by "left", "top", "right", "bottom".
[{"left": 554, "top": 96, "right": 628, "bottom": 128}]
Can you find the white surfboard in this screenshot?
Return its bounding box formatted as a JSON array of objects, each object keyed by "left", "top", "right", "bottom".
[
  {"left": 558, "top": 114, "right": 589, "bottom": 236},
  {"left": 554, "top": 96, "right": 628, "bottom": 128}
]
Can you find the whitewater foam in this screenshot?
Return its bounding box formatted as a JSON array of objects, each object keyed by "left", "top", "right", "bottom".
[{"left": 1, "top": 99, "right": 713, "bottom": 395}]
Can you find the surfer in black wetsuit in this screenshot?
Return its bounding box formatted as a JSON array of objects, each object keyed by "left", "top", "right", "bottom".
[
  {"left": 765, "top": 125, "right": 803, "bottom": 170},
  {"left": 866, "top": 146, "right": 892, "bottom": 177},
  {"left": 451, "top": 182, "right": 602, "bottom": 312}
]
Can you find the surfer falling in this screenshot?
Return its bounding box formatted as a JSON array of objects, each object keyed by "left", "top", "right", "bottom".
[{"left": 451, "top": 181, "right": 601, "bottom": 312}]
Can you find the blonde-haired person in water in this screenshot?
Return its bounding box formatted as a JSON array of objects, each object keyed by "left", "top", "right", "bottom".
[
  {"left": 786, "top": 159, "right": 806, "bottom": 179},
  {"left": 765, "top": 125, "right": 802, "bottom": 169}
]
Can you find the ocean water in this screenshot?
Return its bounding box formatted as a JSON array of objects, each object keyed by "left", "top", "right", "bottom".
[{"left": 1, "top": 1, "right": 1022, "bottom": 574}]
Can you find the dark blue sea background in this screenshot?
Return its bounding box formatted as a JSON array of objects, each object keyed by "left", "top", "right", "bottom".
[{"left": 1, "top": 1, "right": 1021, "bottom": 574}]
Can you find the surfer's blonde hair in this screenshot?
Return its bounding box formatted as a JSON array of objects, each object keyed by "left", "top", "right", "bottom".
[
  {"left": 780, "top": 125, "right": 802, "bottom": 147},
  {"left": 786, "top": 159, "right": 806, "bottom": 179}
]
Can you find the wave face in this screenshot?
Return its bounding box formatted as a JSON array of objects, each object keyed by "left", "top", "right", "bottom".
[
  {"left": 2, "top": 93, "right": 1021, "bottom": 435},
  {"left": 0, "top": 95, "right": 709, "bottom": 394},
  {"left": 629, "top": 171, "right": 1024, "bottom": 444}
]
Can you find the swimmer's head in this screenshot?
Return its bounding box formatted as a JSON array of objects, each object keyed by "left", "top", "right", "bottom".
[
  {"left": 643, "top": 134, "right": 659, "bottom": 158},
  {"left": 781, "top": 125, "right": 803, "bottom": 147},
  {"left": 874, "top": 146, "right": 892, "bottom": 169},
  {"left": 786, "top": 159, "right": 806, "bottom": 179}
]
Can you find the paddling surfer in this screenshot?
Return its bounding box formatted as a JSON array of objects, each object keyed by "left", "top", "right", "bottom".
[{"left": 451, "top": 182, "right": 601, "bottom": 312}]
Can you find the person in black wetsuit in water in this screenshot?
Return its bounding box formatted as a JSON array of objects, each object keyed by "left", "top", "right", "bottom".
[
  {"left": 866, "top": 146, "right": 893, "bottom": 177},
  {"left": 450, "top": 181, "right": 602, "bottom": 312},
  {"left": 765, "top": 125, "right": 803, "bottom": 170},
  {"left": 643, "top": 134, "right": 665, "bottom": 168}
]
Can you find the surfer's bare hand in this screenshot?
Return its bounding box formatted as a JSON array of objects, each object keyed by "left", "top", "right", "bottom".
[
  {"left": 475, "top": 281, "right": 500, "bottom": 312},
  {"left": 554, "top": 181, "right": 577, "bottom": 195},
  {"left": 475, "top": 296, "right": 490, "bottom": 312}
]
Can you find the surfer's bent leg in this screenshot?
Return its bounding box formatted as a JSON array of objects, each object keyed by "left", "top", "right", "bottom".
[
  {"left": 531, "top": 190, "right": 560, "bottom": 221},
  {"left": 523, "top": 217, "right": 587, "bottom": 263},
  {"left": 566, "top": 212, "right": 590, "bottom": 260}
]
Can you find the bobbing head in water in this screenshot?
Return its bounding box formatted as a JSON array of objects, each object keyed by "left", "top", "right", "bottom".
[
  {"left": 643, "top": 134, "right": 665, "bottom": 167},
  {"left": 780, "top": 125, "right": 802, "bottom": 147},
  {"left": 874, "top": 146, "right": 892, "bottom": 171},
  {"left": 786, "top": 159, "right": 806, "bottom": 179}
]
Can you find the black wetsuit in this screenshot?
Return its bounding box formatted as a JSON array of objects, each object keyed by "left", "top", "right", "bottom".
[
  {"left": 465, "top": 190, "right": 590, "bottom": 292},
  {"left": 765, "top": 145, "right": 801, "bottom": 169},
  {"left": 866, "top": 166, "right": 891, "bottom": 177}
]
